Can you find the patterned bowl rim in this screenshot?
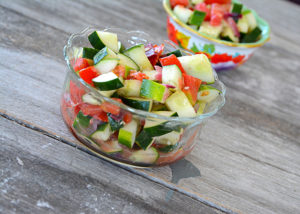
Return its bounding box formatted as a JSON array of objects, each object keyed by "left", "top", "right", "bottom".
[{"left": 163, "top": 0, "right": 270, "bottom": 48}]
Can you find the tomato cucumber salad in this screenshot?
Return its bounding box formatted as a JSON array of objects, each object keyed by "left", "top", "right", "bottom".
[
  {"left": 66, "top": 30, "right": 220, "bottom": 165},
  {"left": 170, "top": 0, "right": 262, "bottom": 43}
]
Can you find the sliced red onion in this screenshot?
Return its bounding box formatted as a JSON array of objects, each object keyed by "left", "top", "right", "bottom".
[
  {"left": 162, "top": 84, "right": 176, "bottom": 88},
  {"left": 227, "top": 17, "right": 240, "bottom": 38}
]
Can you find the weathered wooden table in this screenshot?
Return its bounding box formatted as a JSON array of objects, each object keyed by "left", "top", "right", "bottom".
[{"left": 0, "top": 0, "right": 299, "bottom": 213}]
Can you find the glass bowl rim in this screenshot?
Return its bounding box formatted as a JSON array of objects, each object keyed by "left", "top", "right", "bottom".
[
  {"left": 163, "top": 0, "right": 271, "bottom": 48},
  {"left": 63, "top": 27, "right": 226, "bottom": 123}
]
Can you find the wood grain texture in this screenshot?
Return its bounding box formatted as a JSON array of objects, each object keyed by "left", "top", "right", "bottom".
[
  {"left": 0, "top": 116, "right": 223, "bottom": 214},
  {"left": 0, "top": 0, "right": 299, "bottom": 213}
]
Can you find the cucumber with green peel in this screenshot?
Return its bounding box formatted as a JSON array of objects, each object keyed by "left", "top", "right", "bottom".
[
  {"left": 73, "top": 111, "right": 91, "bottom": 131},
  {"left": 231, "top": 3, "right": 243, "bottom": 15},
  {"left": 88, "top": 31, "right": 119, "bottom": 52},
  {"left": 154, "top": 130, "right": 182, "bottom": 146},
  {"left": 82, "top": 93, "right": 101, "bottom": 105},
  {"left": 188, "top": 10, "right": 206, "bottom": 26},
  {"left": 129, "top": 147, "right": 159, "bottom": 164},
  {"left": 140, "top": 79, "right": 169, "bottom": 103},
  {"left": 178, "top": 54, "right": 215, "bottom": 84},
  {"left": 221, "top": 25, "right": 239, "bottom": 43},
  {"left": 117, "top": 80, "right": 142, "bottom": 97},
  {"left": 94, "top": 58, "right": 119, "bottom": 74},
  {"left": 121, "top": 97, "right": 153, "bottom": 111},
  {"left": 151, "top": 103, "right": 168, "bottom": 111},
  {"left": 199, "top": 21, "right": 223, "bottom": 38},
  {"left": 99, "top": 140, "right": 122, "bottom": 154},
  {"left": 92, "top": 72, "right": 124, "bottom": 91},
  {"left": 143, "top": 111, "right": 177, "bottom": 137},
  {"left": 117, "top": 53, "right": 140, "bottom": 73},
  {"left": 123, "top": 44, "right": 153, "bottom": 71},
  {"left": 118, "top": 119, "right": 139, "bottom": 148},
  {"left": 158, "top": 142, "right": 179, "bottom": 153},
  {"left": 241, "top": 27, "right": 262, "bottom": 43},
  {"left": 173, "top": 5, "right": 193, "bottom": 24},
  {"left": 165, "top": 91, "right": 196, "bottom": 117},
  {"left": 82, "top": 47, "right": 99, "bottom": 60},
  {"left": 108, "top": 114, "right": 124, "bottom": 132},
  {"left": 99, "top": 90, "right": 116, "bottom": 97},
  {"left": 197, "top": 85, "right": 220, "bottom": 103},
  {"left": 162, "top": 64, "right": 183, "bottom": 89},
  {"left": 135, "top": 130, "right": 155, "bottom": 150},
  {"left": 166, "top": 49, "right": 182, "bottom": 57},
  {"left": 93, "top": 47, "right": 117, "bottom": 65},
  {"left": 118, "top": 41, "right": 125, "bottom": 53},
  {"left": 90, "top": 123, "right": 111, "bottom": 141}
]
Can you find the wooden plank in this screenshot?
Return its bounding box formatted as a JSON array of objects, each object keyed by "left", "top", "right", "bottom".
[
  {"left": 0, "top": 116, "right": 223, "bottom": 214},
  {"left": 0, "top": 0, "right": 300, "bottom": 213}
]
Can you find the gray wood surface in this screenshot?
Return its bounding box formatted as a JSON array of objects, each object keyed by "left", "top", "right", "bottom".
[{"left": 0, "top": 0, "right": 299, "bottom": 213}]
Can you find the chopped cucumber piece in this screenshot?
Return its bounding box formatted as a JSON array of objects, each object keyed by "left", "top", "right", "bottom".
[
  {"left": 118, "top": 41, "right": 125, "bottom": 53},
  {"left": 166, "top": 91, "right": 196, "bottom": 117},
  {"left": 92, "top": 72, "right": 124, "bottom": 91},
  {"left": 197, "top": 85, "right": 220, "bottom": 103},
  {"left": 173, "top": 5, "right": 193, "bottom": 24},
  {"left": 188, "top": 10, "right": 206, "bottom": 26},
  {"left": 135, "top": 130, "right": 154, "bottom": 150},
  {"left": 73, "top": 111, "right": 91, "bottom": 131},
  {"left": 237, "top": 15, "right": 249, "bottom": 34},
  {"left": 99, "top": 90, "right": 116, "bottom": 97},
  {"left": 178, "top": 54, "right": 214, "bottom": 84},
  {"left": 117, "top": 53, "right": 140, "bottom": 72},
  {"left": 82, "top": 93, "right": 101, "bottom": 105},
  {"left": 121, "top": 97, "right": 153, "bottom": 111},
  {"left": 196, "top": 101, "right": 207, "bottom": 115},
  {"left": 94, "top": 58, "right": 119, "bottom": 74},
  {"left": 88, "top": 31, "right": 119, "bottom": 52},
  {"left": 90, "top": 123, "right": 111, "bottom": 141},
  {"left": 82, "top": 47, "right": 99, "bottom": 60},
  {"left": 151, "top": 103, "right": 168, "bottom": 111},
  {"left": 117, "top": 80, "right": 142, "bottom": 97},
  {"left": 154, "top": 130, "right": 182, "bottom": 145},
  {"left": 162, "top": 64, "right": 183, "bottom": 89},
  {"left": 199, "top": 21, "right": 223, "bottom": 38},
  {"left": 123, "top": 44, "right": 153, "bottom": 71},
  {"left": 129, "top": 147, "right": 159, "bottom": 164},
  {"left": 221, "top": 25, "right": 239, "bottom": 43},
  {"left": 244, "top": 11, "right": 257, "bottom": 32},
  {"left": 166, "top": 49, "right": 183, "bottom": 57},
  {"left": 108, "top": 114, "right": 124, "bottom": 132},
  {"left": 140, "top": 79, "right": 169, "bottom": 103},
  {"left": 93, "top": 47, "right": 117, "bottom": 65},
  {"left": 158, "top": 142, "right": 179, "bottom": 153},
  {"left": 241, "top": 27, "right": 262, "bottom": 43},
  {"left": 118, "top": 119, "right": 138, "bottom": 148},
  {"left": 98, "top": 140, "right": 123, "bottom": 154},
  {"left": 143, "top": 111, "right": 177, "bottom": 137},
  {"left": 232, "top": 3, "right": 243, "bottom": 15}
]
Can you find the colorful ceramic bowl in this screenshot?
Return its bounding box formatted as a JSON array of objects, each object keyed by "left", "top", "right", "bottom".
[{"left": 163, "top": 0, "right": 270, "bottom": 71}]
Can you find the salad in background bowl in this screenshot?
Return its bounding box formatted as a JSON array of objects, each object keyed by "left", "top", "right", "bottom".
[
  {"left": 61, "top": 27, "right": 225, "bottom": 167},
  {"left": 163, "top": 0, "right": 270, "bottom": 71}
]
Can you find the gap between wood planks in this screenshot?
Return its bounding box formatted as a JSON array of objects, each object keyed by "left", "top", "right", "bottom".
[{"left": 0, "top": 111, "right": 237, "bottom": 214}]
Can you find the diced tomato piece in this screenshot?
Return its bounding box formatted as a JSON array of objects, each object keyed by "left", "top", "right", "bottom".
[
  {"left": 100, "top": 98, "right": 122, "bottom": 115},
  {"left": 170, "top": 0, "right": 189, "bottom": 8},
  {"left": 195, "top": 3, "right": 211, "bottom": 21},
  {"left": 145, "top": 44, "right": 165, "bottom": 66},
  {"left": 127, "top": 71, "right": 149, "bottom": 81},
  {"left": 81, "top": 103, "right": 102, "bottom": 116},
  {"left": 123, "top": 112, "right": 132, "bottom": 124},
  {"left": 94, "top": 111, "right": 108, "bottom": 122},
  {"left": 112, "top": 65, "right": 126, "bottom": 78},
  {"left": 159, "top": 54, "right": 186, "bottom": 74},
  {"left": 204, "top": 0, "right": 231, "bottom": 4},
  {"left": 73, "top": 58, "right": 90, "bottom": 72},
  {"left": 69, "top": 81, "right": 85, "bottom": 105},
  {"left": 78, "top": 66, "right": 100, "bottom": 86},
  {"left": 210, "top": 14, "right": 223, "bottom": 26},
  {"left": 182, "top": 74, "right": 202, "bottom": 105}
]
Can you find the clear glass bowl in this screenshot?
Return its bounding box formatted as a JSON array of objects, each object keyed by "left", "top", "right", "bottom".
[{"left": 61, "top": 27, "right": 226, "bottom": 167}]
